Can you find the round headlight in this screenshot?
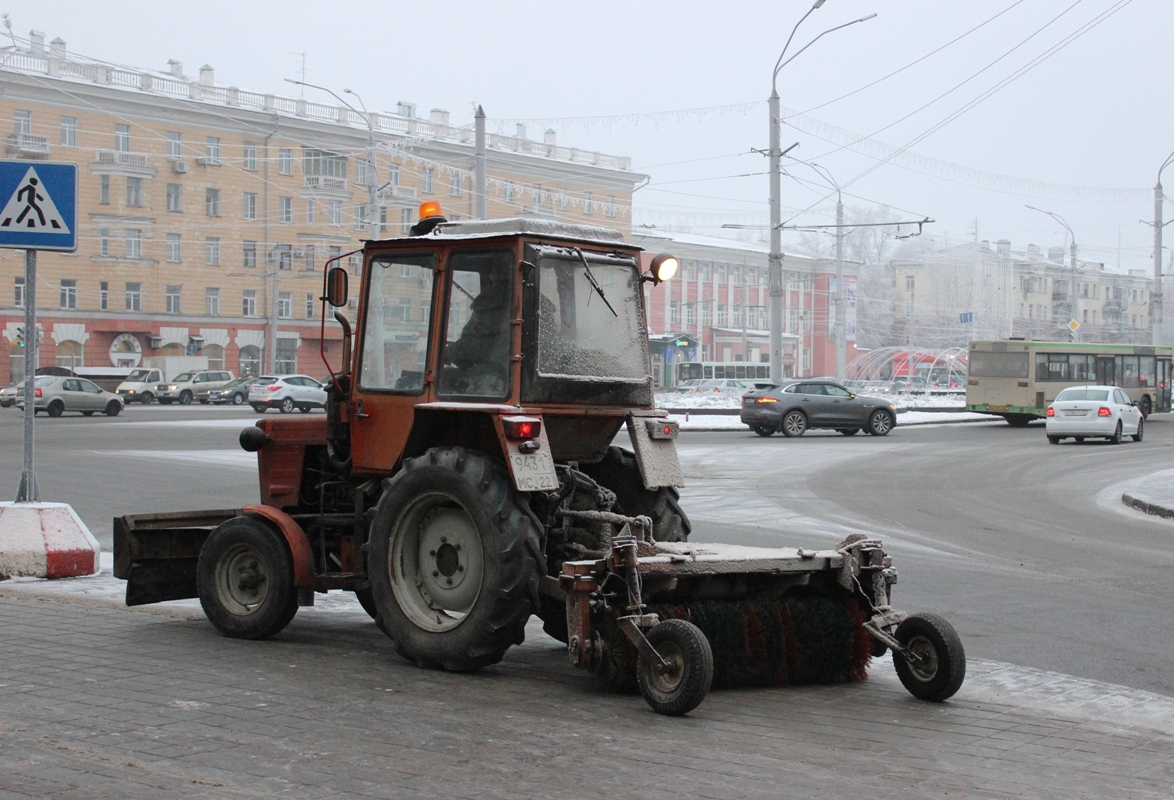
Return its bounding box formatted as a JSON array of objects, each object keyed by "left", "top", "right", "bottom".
[{"left": 650, "top": 253, "right": 679, "bottom": 283}]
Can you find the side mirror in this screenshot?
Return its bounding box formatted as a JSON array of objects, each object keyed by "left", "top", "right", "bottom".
[
  {"left": 326, "top": 266, "right": 348, "bottom": 307},
  {"left": 849, "top": 393, "right": 856, "bottom": 399}
]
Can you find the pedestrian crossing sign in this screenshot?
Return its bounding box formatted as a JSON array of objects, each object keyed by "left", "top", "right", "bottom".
[{"left": 0, "top": 160, "right": 77, "bottom": 251}]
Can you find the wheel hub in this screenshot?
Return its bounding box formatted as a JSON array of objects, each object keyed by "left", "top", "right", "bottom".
[
  {"left": 648, "top": 642, "right": 685, "bottom": 693},
  {"left": 218, "top": 545, "right": 270, "bottom": 613},
  {"left": 390, "top": 500, "right": 485, "bottom": 631},
  {"left": 905, "top": 635, "right": 939, "bottom": 681}
]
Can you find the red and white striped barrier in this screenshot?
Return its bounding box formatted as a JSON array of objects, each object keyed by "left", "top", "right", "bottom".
[{"left": 0, "top": 502, "right": 100, "bottom": 579}]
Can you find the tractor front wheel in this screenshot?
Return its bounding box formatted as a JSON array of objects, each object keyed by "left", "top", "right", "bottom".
[
  {"left": 368, "top": 448, "right": 541, "bottom": 672},
  {"left": 196, "top": 516, "right": 298, "bottom": 640}
]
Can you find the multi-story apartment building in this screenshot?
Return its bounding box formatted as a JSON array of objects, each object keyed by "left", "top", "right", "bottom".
[
  {"left": 631, "top": 228, "right": 858, "bottom": 385},
  {"left": 891, "top": 239, "right": 1152, "bottom": 348},
  {"left": 0, "top": 32, "right": 642, "bottom": 383}
]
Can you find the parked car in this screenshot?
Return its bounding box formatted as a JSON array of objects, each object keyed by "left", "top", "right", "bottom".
[
  {"left": 740, "top": 379, "right": 897, "bottom": 438},
  {"left": 155, "top": 370, "right": 235, "bottom": 405},
  {"left": 17, "top": 376, "right": 123, "bottom": 417},
  {"left": 1045, "top": 385, "right": 1144, "bottom": 445},
  {"left": 202, "top": 377, "right": 262, "bottom": 405},
  {"left": 0, "top": 382, "right": 20, "bottom": 407},
  {"left": 249, "top": 375, "right": 327, "bottom": 413}
]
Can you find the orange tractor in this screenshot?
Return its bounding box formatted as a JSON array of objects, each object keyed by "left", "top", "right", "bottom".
[{"left": 115, "top": 206, "right": 964, "bottom": 715}]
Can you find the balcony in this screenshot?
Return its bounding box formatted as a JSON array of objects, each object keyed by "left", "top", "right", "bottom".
[
  {"left": 6, "top": 132, "right": 50, "bottom": 157},
  {"left": 1052, "top": 290, "right": 1069, "bottom": 302},
  {"left": 377, "top": 184, "right": 417, "bottom": 205},
  {"left": 303, "top": 175, "right": 348, "bottom": 191},
  {"left": 96, "top": 150, "right": 150, "bottom": 168}
]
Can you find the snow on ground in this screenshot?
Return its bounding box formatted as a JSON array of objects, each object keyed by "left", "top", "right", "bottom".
[
  {"left": 671, "top": 410, "right": 994, "bottom": 431},
  {"left": 659, "top": 391, "right": 966, "bottom": 411}
]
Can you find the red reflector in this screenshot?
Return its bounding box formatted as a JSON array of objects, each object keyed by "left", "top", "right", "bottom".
[
  {"left": 1098, "top": 406, "right": 1112, "bottom": 417},
  {"left": 1046, "top": 407, "right": 1054, "bottom": 417},
  {"left": 663, "top": 425, "right": 672, "bottom": 435}
]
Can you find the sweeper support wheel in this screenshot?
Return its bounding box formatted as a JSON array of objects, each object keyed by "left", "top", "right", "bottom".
[
  {"left": 891, "top": 612, "right": 966, "bottom": 702},
  {"left": 636, "top": 619, "right": 714, "bottom": 716}
]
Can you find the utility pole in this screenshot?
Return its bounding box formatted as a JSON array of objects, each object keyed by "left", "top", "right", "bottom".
[
  {"left": 474, "top": 106, "right": 487, "bottom": 219},
  {"left": 1152, "top": 150, "right": 1174, "bottom": 346},
  {"left": 1027, "top": 204, "right": 1078, "bottom": 343},
  {"left": 834, "top": 192, "right": 845, "bottom": 379}
]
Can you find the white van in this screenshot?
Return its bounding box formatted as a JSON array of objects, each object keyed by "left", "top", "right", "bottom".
[{"left": 115, "top": 368, "right": 165, "bottom": 404}]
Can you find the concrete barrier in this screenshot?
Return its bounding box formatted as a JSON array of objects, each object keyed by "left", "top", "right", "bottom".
[{"left": 0, "top": 502, "right": 100, "bottom": 579}]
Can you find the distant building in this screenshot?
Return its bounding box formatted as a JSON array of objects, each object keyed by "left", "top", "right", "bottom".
[
  {"left": 0, "top": 33, "right": 642, "bottom": 383},
  {"left": 631, "top": 228, "right": 859, "bottom": 385},
  {"left": 891, "top": 240, "right": 1152, "bottom": 347}
]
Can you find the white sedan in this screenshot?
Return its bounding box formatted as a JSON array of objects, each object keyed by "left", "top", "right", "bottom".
[{"left": 1045, "top": 385, "right": 1144, "bottom": 445}]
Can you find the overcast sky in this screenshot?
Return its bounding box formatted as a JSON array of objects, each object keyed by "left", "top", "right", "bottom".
[{"left": 6, "top": 0, "right": 1170, "bottom": 270}]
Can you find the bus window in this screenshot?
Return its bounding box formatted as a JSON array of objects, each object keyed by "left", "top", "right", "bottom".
[
  {"left": 1140, "top": 355, "right": 1155, "bottom": 387},
  {"left": 970, "top": 351, "right": 1028, "bottom": 378},
  {"left": 1119, "top": 355, "right": 1139, "bottom": 388}
]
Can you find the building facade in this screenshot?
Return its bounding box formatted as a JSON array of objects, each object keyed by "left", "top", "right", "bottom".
[
  {"left": 891, "top": 239, "right": 1153, "bottom": 348},
  {"left": 632, "top": 229, "right": 859, "bottom": 385},
  {"left": 0, "top": 33, "right": 643, "bottom": 384}
]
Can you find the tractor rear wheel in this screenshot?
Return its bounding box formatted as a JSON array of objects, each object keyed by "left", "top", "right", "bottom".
[
  {"left": 368, "top": 447, "right": 541, "bottom": 672},
  {"left": 196, "top": 516, "right": 298, "bottom": 640},
  {"left": 580, "top": 446, "right": 691, "bottom": 544}
]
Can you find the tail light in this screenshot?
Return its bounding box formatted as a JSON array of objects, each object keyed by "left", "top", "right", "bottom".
[
  {"left": 267, "top": 386, "right": 281, "bottom": 392},
  {"left": 1045, "top": 407, "right": 1054, "bottom": 417},
  {"left": 756, "top": 397, "right": 779, "bottom": 404},
  {"left": 1098, "top": 406, "right": 1112, "bottom": 417},
  {"left": 35, "top": 387, "right": 42, "bottom": 398},
  {"left": 502, "top": 416, "right": 541, "bottom": 440},
  {"left": 713, "top": 387, "right": 721, "bottom": 393}
]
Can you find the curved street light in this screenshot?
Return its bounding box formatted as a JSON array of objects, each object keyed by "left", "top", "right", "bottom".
[
  {"left": 1026, "top": 204, "right": 1078, "bottom": 342},
  {"left": 768, "top": 4, "right": 876, "bottom": 381},
  {"left": 1152, "top": 149, "right": 1174, "bottom": 346}
]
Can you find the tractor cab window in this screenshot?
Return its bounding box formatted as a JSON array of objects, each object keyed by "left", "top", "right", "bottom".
[
  {"left": 439, "top": 249, "right": 514, "bottom": 399},
  {"left": 536, "top": 248, "right": 648, "bottom": 382},
  {"left": 359, "top": 253, "right": 437, "bottom": 393}
]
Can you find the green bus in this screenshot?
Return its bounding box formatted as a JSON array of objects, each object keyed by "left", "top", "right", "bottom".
[{"left": 965, "top": 339, "right": 1173, "bottom": 425}]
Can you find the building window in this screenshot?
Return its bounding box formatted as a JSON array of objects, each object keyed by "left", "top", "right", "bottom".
[
  {"left": 166, "top": 183, "right": 182, "bottom": 212},
  {"left": 329, "top": 200, "right": 342, "bottom": 225},
  {"left": 243, "top": 143, "right": 257, "bottom": 171},
  {"left": 13, "top": 110, "right": 31, "bottom": 135},
  {"left": 532, "top": 184, "right": 542, "bottom": 206},
  {"left": 401, "top": 207, "right": 413, "bottom": 234},
  {"left": 98, "top": 228, "right": 110, "bottom": 257},
  {"left": 450, "top": 171, "right": 461, "bottom": 196},
  {"left": 422, "top": 167, "right": 434, "bottom": 193},
  {"left": 59, "top": 116, "right": 77, "bottom": 147},
  {"left": 243, "top": 192, "right": 257, "bottom": 220},
  {"left": 205, "top": 137, "right": 220, "bottom": 164},
  {"left": 58, "top": 279, "right": 77, "bottom": 309},
  {"left": 242, "top": 290, "right": 257, "bottom": 317},
  {"left": 204, "top": 344, "right": 225, "bottom": 370},
  {"left": 205, "top": 288, "right": 220, "bottom": 316},
  {"left": 303, "top": 148, "right": 348, "bottom": 180},
  {"left": 504, "top": 181, "right": 515, "bottom": 204},
  {"left": 278, "top": 148, "right": 292, "bottom": 175},
  {"left": 166, "top": 234, "right": 181, "bottom": 263},
  {"left": 15, "top": 276, "right": 25, "bottom": 307},
  {"left": 669, "top": 300, "right": 680, "bottom": 324},
  {"left": 243, "top": 241, "right": 257, "bottom": 268},
  {"left": 275, "top": 338, "right": 297, "bottom": 374},
  {"left": 99, "top": 175, "right": 110, "bottom": 205},
  {"left": 98, "top": 281, "right": 108, "bottom": 311},
  {"left": 355, "top": 203, "right": 369, "bottom": 230},
  {"left": 305, "top": 293, "right": 315, "bottom": 319},
  {"left": 717, "top": 304, "right": 727, "bottom": 326},
  {"left": 303, "top": 245, "right": 316, "bottom": 272},
  {"left": 125, "top": 283, "right": 141, "bottom": 312},
  {"left": 167, "top": 131, "right": 182, "bottom": 159},
  {"left": 605, "top": 195, "right": 616, "bottom": 217},
  {"left": 277, "top": 292, "right": 292, "bottom": 319},
  {"left": 583, "top": 192, "right": 594, "bottom": 215},
  {"left": 559, "top": 188, "right": 568, "bottom": 211},
  {"left": 55, "top": 341, "right": 83, "bottom": 370},
  {"left": 205, "top": 188, "right": 221, "bottom": 217},
  {"left": 275, "top": 244, "right": 292, "bottom": 271},
  {"left": 701, "top": 302, "right": 712, "bottom": 326},
  {"left": 239, "top": 345, "right": 261, "bottom": 378},
  {"left": 205, "top": 237, "right": 220, "bottom": 266},
  {"left": 356, "top": 160, "right": 372, "bottom": 186},
  {"left": 279, "top": 196, "right": 292, "bottom": 223},
  {"left": 306, "top": 198, "right": 315, "bottom": 224},
  {"left": 126, "top": 177, "right": 143, "bottom": 207},
  {"left": 125, "top": 229, "right": 142, "bottom": 259},
  {"left": 906, "top": 275, "right": 915, "bottom": 291},
  {"left": 166, "top": 285, "right": 181, "bottom": 314},
  {"left": 114, "top": 123, "right": 130, "bottom": 152}
]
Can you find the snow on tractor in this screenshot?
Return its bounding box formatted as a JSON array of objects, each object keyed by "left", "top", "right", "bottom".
[{"left": 114, "top": 205, "right": 965, "bottom": 715}]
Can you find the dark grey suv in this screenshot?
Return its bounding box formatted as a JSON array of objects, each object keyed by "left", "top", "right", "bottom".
[{"left": 740, "top": 379, "right": 898, "bottom": 437}]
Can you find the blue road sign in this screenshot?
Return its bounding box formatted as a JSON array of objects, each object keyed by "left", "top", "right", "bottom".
[
  {"left": 0, "top": 160, "right": 78, "bottom": 251},
  {"left": 959, "top": 312, "right": 975, "bottom": 324}
]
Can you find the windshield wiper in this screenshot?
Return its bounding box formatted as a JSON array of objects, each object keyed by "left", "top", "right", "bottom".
[{"left": 572, "top": 247, "right": 617, "bottom": 317}]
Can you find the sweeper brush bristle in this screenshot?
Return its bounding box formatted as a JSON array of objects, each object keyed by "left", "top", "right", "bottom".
[{"left": 597, "top": 591, "right": 874, "bottom": 693}]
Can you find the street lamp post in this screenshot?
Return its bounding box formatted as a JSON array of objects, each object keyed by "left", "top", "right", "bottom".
[
  {"left": 768, "top": 3, "right": 875, "bottom": 382},
  {"left": 1152, "top": 149, "right": 1174, "bottom": 346},
  {"left": 1026, "top": 205, "right": 1078, "bottom": 342},
  {"left": 791, "top": 160, "right": 846, "bottom": 378}
]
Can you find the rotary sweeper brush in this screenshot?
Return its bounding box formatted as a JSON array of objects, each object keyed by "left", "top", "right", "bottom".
[{"left": 113, "top": 211, "right": 965, "bottom": 716}]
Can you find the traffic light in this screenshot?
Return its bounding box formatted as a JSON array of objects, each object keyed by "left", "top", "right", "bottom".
[{"left": 14, "top": 325, "right": 24, "bottom": 348}]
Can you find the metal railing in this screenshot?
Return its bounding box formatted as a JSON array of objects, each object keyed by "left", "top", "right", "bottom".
[
  {"left": 95, "top": 150, "right": 151, "bottom": 167},
  {"left": 7, "top": 132, "right": 50, "bottom": 155},
  {"left": 304, "top": 175, "right": 348, "bottom": 191}
]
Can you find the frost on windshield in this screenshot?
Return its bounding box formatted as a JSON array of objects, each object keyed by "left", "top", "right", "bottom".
[{"left": 537, "top": 254, "right": 649, "bottom": 382}]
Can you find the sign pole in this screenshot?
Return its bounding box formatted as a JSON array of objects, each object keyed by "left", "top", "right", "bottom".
[{"left": 16, "top": 248, "right": 39, "bottom": 502}]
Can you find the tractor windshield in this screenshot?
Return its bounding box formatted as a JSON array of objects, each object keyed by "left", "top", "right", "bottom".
[{"left": 536, "top": 250, "right": 649, "bottom": 383}]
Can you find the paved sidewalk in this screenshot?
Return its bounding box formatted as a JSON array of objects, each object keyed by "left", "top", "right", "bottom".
[
  {"left": 1, "top": 588, "right": 1172, "bottom": 799},
  {"left": 1121, "top": 468, "right": 1174, "bottom": 518}
]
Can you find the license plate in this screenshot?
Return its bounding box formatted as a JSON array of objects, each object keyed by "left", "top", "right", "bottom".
[
  {"left": 508, "top": 452, "right": 558, "bottom": 491},
  {"left": 1063, "top": 410, "right": 1087, "bottom": 416}
]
